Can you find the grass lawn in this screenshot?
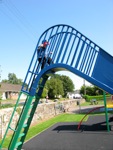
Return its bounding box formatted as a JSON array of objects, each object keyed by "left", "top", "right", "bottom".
[
  {"left": 25, "top": 113, "right": 88, "bottom": 141},
  {"left": 0, "top": 113, "right": 88, "bottom": 148},
  {"left": 80, "top": 100, "right": 104, "bottom": 106}
]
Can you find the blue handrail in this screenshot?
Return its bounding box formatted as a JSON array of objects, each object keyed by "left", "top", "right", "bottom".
[{"left": 21, "top": 24, "right": 113, "bottom": 95}]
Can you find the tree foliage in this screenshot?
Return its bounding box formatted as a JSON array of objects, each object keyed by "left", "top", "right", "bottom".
[
  {"left": 59, "top": 75, "right": 74, "bottom": 96},
  {"left": 2, "top": 73, "right": 23, "bottom": 85},
  {"left": 44, "top": 74, "right": 74, "bottom": 98},
  {"left": 80, "top": 85, "right": 103, "bottom": 96},
  {"left": 46, "top": 78, "right": 64, "bottom": 98},
  {"left": 41, "top": 87, "right": 48, "bottom": 98}
]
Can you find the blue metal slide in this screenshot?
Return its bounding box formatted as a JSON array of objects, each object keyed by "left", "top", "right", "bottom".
[{"left": 0, "top": 24, "right": 113, "bottom": 150}]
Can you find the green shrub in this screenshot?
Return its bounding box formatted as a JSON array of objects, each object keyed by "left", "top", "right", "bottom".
[{"left": 83, "top": 94, "right": 111, "bottom": 102}]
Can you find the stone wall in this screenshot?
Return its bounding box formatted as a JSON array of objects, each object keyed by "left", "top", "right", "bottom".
[{"left": 0, "top": 99, "right": 85, "bottom": 138}]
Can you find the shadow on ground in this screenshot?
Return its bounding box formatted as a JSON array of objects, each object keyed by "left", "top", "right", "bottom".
[{"left": 23, "top": 115, "right": 113, "bottom": 150}]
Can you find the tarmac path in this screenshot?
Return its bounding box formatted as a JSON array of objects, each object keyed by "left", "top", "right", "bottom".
[{"left": 22, "top": 114, "right": 113, "bottom": 150}]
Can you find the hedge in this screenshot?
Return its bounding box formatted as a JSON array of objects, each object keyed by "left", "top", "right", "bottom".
[{"left": 83, "top": 94, "right": 111, "bottom": 102}]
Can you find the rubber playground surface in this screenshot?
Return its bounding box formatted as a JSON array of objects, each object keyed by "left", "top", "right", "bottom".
[{"left": 22, "top": 115, "right": 113, "bottom": 150}]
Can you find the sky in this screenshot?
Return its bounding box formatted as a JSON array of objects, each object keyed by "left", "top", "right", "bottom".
[{"left": 0, "top": 0, "right": 113, "bottom": 90}]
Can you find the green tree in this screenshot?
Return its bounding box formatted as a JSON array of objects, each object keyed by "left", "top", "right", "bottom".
[
  {"left": 2, "top": 73, "right": 23, "bottom": 85},
  {"left": 80, "top": 85, "right": 103, "bottom": 96},
  {"left": 93, "top": 86, "right": 103, "bottom": 95},
  {"left": 80, "top": 85, "right": 94, "bottom": 95},
  {"left": 37, "top": 74, "right": 75, "bottom": 99},
  {"left": 51, "top": 74, "right": 74, "bottom": 97},
  {"left": 59, "top": 75, "right": 74, "bottom": 97},
  {"left": 46, "top": 78, "right": 64, "bottom": 98},
  {"left": 41, "top": 87, "right": 48, "bottom": 98}
]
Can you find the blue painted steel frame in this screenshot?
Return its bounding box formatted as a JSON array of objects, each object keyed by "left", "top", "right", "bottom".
[
  {"left": 21, "top": 24, "right": 113, "bottom": 96},
  {"left": 30, "top": 64, "right": 113, "bottom": 96}
]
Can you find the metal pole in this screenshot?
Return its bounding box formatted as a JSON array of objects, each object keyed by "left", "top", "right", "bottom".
[{"left": 103, "top": 91, "right": 110, "bottom": 132}]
